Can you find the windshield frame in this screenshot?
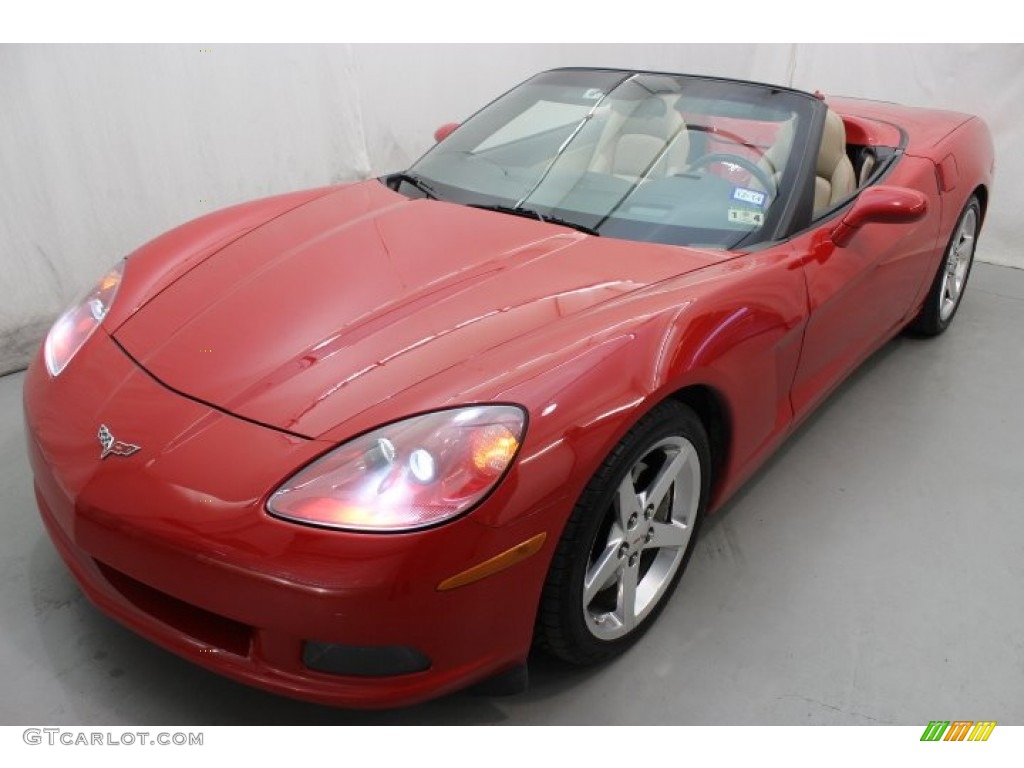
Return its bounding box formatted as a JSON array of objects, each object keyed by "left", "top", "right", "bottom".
[{"left": 393, "top": 67, "right": 827, "bottom": 251}]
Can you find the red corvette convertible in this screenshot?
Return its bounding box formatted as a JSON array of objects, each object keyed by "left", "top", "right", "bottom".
[{"left": 24, "top": 68, "right": 993, "bottom": 707}]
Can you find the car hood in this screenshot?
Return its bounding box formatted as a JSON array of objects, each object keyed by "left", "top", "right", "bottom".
[{"left": 114, "top": 181, "right": 723, "bottom": 438}]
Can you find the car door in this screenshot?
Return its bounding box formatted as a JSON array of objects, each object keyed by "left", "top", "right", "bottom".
[{"left": 789, "top": 158, "right": 942, "bottom": 418}]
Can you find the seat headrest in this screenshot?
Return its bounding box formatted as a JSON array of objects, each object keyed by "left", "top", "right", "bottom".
[
  {"left": 631, "top": 97, "right": 667, "bottom": 118},
  {"left": 817, "top": 109, "right": 848, "bottom": 177},
  {"left": 618, "top": 97, "right": 677, "bottom": 139}
]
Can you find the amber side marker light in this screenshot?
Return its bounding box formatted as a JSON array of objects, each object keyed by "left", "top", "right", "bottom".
[{"left": 437, "top": 532, "right": 547, "bottom": 591}]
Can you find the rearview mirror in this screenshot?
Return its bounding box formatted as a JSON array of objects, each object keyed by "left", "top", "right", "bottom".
[
  {"left": 433, "top": 122, "right": 460, "bottom": 144},
  {"left": 831, "top": 186, "right": 927, "bottom": 247}
]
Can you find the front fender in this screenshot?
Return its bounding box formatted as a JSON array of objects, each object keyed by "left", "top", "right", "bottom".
[{"left": 469, "top": 246, "right": 809, "bottom": 526}]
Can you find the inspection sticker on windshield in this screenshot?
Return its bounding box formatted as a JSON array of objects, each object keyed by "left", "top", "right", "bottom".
[
  {"left": 732, "top": 187, "right": 766, "bottom": 207},
  {"left": 728, "top": 208, "right": 764, "bottom": 226},
  {"left": 582, "top": 88, "right": 604, "bottom": 100}
]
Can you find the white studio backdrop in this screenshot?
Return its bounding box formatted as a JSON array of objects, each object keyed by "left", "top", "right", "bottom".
[{"left": 1, "top": 43, "right": 1021, "bottom": 374}]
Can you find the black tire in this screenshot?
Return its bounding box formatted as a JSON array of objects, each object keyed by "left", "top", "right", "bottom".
[
  {"left": 535, "top": 400, "right": 710, "bottom": 665},
  {"left": 907, "top": 195, "right": 981, "bottom": 336}
]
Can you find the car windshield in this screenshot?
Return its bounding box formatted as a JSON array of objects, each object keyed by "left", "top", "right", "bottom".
[{"left": 404, "top": 69, "right": 814, "bottom": 250}]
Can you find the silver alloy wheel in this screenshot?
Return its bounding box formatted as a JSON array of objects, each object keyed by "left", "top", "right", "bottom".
[
  {"left": 939, "top": 206, "right": 977, "bottom": 322},
  {"left": 582, "top": 435, "right": 701, "bottom": 640}
]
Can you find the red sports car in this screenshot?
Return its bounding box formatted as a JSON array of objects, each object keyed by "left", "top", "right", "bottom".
[{"left": 24, "top": 68, "right": 994, "bottom": 708}]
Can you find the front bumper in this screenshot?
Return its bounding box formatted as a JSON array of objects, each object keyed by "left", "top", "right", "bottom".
[{"left": 23, "top": 331, "right": 551, "bottom": 708}]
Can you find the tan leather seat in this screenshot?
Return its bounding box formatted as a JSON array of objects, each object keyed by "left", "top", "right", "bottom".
[
  {"left": 590, "top": 97, "right": 689, "bottom": 182},
  {"left": 757, "top": 117, "right": 795, "bottom": 189},
  {"left": 858, "top": 148, "right": 878, "bottom": 187},
  {"left": 815, "top": 109, "right": 856, "bottom": 214}
]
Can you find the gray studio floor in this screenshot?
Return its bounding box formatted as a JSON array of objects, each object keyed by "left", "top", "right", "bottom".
[{"left": 1, "top": 262, "right": 1022, "bottom": 726}]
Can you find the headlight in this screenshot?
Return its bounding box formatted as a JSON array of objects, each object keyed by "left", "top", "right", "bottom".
[
  {"left": 267, "top": 405, "right": 526, "bottom": 532},
  {"left": 44, "top": 261, "right": 124, "bottom": 377}
]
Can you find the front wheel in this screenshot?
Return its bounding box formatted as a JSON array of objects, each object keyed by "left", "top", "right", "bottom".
[
  {"left": 535, "top": 400, "right": 710, "bottom": 665},
  {"left": 908, "top": 195, "right": 981, "bottom": 336}
]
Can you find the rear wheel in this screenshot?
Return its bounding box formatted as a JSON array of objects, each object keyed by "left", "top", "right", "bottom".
[
  {"left": 908, "top": 196, "right": 980, "bottom": 336},
  {"left": 535, "top": 400, "right": 710, "bottom": 665}
]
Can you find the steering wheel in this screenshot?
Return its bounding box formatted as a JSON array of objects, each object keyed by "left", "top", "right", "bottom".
[{"left": 685, "top": 153, "right": 777, "bottom": 201}]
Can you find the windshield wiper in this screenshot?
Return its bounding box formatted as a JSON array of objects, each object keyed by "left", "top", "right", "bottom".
[
  {"left": 390, "top": 171, "right": 440, "bottom": 200},
  {"left": 467, "top": 204, "right": 600, "bottom": 237}
]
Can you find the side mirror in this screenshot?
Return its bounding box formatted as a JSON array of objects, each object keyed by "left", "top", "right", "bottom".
[
  {"left": 433, "top": 122, "right": 460, "bottom": 144},
  {"left": 831, "top": 186, "right": 927, "bottom": 247}
]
